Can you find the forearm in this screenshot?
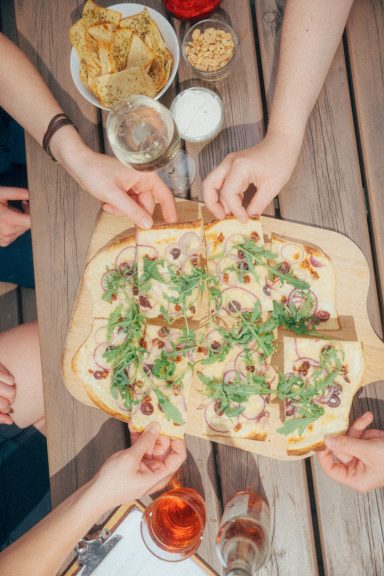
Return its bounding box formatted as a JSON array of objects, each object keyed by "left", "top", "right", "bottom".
[
  {"left": 267, "top": 0, "right": 354, "bottom": 144},
  {"left": 0, "top": 480, "right": 107, "bottom": 576},
  {"left": 0, "top": 33, "right": 92, "bottom": 173}
]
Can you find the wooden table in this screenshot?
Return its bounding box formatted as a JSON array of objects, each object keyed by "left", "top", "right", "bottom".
[{"left": 10, "top": 0, "right": 384, "bottom": 574}]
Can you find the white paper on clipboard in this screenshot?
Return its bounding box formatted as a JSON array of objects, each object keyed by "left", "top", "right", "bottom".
[{"left": 76, "top": 508, "right": 210, "bottom": 576}]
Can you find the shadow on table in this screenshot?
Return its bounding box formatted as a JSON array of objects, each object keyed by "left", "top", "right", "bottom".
[{"left": 49, "top": 417, "right": 128, "bottom": 506}]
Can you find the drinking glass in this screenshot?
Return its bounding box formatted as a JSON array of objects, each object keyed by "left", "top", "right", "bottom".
[
  {"left": 141, "top": 487, "right": 206, "bottom": 561},
  {"left": 106, "top": 95, "right": 195, "bottom": 196}
]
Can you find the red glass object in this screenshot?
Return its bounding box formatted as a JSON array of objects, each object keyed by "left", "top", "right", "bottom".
[{"left": 162, "top": 0, "right": 221, "bottom": 20}]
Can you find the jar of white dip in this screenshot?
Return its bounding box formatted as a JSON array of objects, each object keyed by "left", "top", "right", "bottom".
[{"left": 170, "top": 87, "right": 224, "bottom": 142}]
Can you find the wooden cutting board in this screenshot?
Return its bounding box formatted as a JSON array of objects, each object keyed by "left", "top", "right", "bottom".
[{"left": 62, "top": 199, "right": 384, "bottom": 460}]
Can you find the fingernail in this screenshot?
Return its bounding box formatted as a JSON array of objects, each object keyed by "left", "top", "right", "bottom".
[
  {"left": 140, "top": 216, "right": 153, "bottom": 229},
  {"left": 147, "top": 422, "right": 160, "bottom": 434},
  {"left": 325, "top": 437, "right": 336, "bottom": 447}
]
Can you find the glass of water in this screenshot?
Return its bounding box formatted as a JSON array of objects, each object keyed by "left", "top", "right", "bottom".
[{"left": 106, "top": 95, "right": 195, "bottom": 196}]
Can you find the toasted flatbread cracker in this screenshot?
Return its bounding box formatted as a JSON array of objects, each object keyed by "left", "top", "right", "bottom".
[
  {"left": 144, "top": 18, "right": 166, "bottom": 51},
  {"left": 95, "top": 66, "right": 156, "bottom": 108},
  {"left": 120, "top": 7, "right": 152, "bottom": 37},
  {"left": 82, "top": 0, "right": 122, "bottom": 27},
  {"left": 111, "top": 27, "right": 133, "bottom": 72},
  {"left": 69, "top": 18, "right": 97, "bottom": 60},
  {"left": 127, "top": 33, "right": 154, "bottom": 72}
]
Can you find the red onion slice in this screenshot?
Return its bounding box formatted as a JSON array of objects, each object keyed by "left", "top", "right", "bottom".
[
  {"left": 288, "top": 288, "right": 318, "bottom": 314},
  {"left": 101, "top": 269, "right": 117, "bottom": 292},
  {"left": 224, "top": 234, "right": 247, "bottom": 258},
  {"left": 222, "top": 286, "right": 259, "bottom": 314},
  {"left": 136, "top": 244, "right": 158, "bottom": 259},
  {"left": 280, "top": 242, "right": 305, "bottom": 264},
  {"left": 204, "top": 402, "right": 231, "bottom": 433},
  {"left": 241, "top": 396, "right": 265, "bottom": 420},
  {"left": 93, "top": 342, "right": 111, "bottom": 369},
  {"left": 179, "top": 232, "right": 201, "bottom": 256},
  {"left": 115, "top": 246, "right": 136, "bottom": 270},
  {"left": 309, "top": 255, "right": 324, "bottom": 268}
]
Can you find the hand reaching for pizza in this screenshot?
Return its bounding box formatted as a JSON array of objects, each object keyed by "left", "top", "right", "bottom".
[
  {"left": 58, "top": 146, "right": 177, "bottom": 230},
  {"left": 0, "top": 362, "right": 16, "bottom": 424},
  {"left": 91, "top": 423, "right": 186, "bottom": 509},
  {"left": 317, "top": 412, "right": 384, "bottom": 492},
  {"left": 203, "top": 132, "right": 301, "bottom": 222}
]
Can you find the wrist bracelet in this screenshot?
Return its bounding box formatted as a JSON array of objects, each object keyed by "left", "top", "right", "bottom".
[{"left": 42, "top": 113, "right": 77, "bottom": 163}]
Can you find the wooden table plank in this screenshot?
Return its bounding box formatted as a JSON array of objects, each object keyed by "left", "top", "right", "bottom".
[
  {"left": 13, "top": 0, "right": 127, "bottom": 505},
  {"left": 256, "top": 1, "right": 384, "bottom": 573},
  {"left": 175, "top": 2, "right": 319, "bottom": 573},
  {"left": 347, "top": 0, "right": 384, "bottom": 301}
]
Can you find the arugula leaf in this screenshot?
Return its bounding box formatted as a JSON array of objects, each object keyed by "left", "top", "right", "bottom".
[
  {"left": 277, "top": 407, "right": 325, "bottom": 436},
  {"left": 110, "top": 368, "right": 134, "bottom": 410},
  {"left": 153, "top": 387, "right": 185, "bottom": 425},
  {"left": 152, "top": 351, "right": 176, "bottom": 379},
  {"left": 235, "top": 239, "right": 309, "bottom": 290},
  {"left": 102, "top": 264, "right": 137, "bottom": 303},
  {"left": 272, "top": 297, "right": 318, "bottom": 335}
]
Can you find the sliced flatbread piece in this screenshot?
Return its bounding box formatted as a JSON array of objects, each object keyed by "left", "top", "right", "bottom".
[
  {"left": 279, "top": 337, "right": 364, "bottom": 455},
  {"left": 84, "top": 234, "right": 136, "bottom": 318},
  {"left": 130, "top": 324, "right": 195, "bottom": 438},
  {"left": 205, "top": 216, "right": 273, "bottom": 318},
  {"left": 196, "top": 339, "right": 275, "bottom": 440},
  {"left": 136, "top": 220, "right": 207, "bottom": 321},
  {"left": 270, "top": 235, "right": 339, "bottom": 330},
  {"left": 95, "top": 66, "right": 156, "bottom": 108},
  {"left": 72, "top": 318, "right": 135, "bottom": 422}
]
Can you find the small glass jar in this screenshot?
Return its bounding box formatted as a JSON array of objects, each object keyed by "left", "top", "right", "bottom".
[
  {"left": 171, "top": 87, "right": 224, "bottom": 143},
  {"left": 162, "top": 0, "right": 221, "bottom": 21},
  {"left": 182, "top": 19, "right": 238, "bottom": 82}
]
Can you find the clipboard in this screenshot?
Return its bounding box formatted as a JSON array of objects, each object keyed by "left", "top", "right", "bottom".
[{"left": 61, "top": 501, "right": 218, "bottom": 576}]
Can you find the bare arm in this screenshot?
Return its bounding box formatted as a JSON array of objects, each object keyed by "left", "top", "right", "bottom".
[
  {"left": 204, "top": 0, "right": 354, "bottom": 220},
  {"left": 0, "top": 33, "right": 176, "bottom": 228},
  {"left": 0, "top": 425, "right": 186, "bottom": 576},
  {"left": 268, "top": 0, "right": 354, "bottom": 144}
]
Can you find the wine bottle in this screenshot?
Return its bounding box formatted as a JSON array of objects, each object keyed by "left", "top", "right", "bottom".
[{"left": 216, "top": 491, "right": 271, "bottom": 575}]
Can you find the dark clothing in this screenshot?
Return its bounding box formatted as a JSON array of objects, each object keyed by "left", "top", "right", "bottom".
[
  {"left": 0, "top": 109, "right": 34, "bottom": 288},
  {"left": 0, "top": 424, "right": 51, "bottom": 549}
]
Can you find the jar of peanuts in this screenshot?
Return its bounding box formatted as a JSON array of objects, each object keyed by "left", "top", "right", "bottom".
[{"left": 182, "top": 19, "right": 238, "bottom": 82}]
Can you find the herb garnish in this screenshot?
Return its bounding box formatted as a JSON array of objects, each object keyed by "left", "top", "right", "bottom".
[
  {"left": 153, "top": 386, "right": 185, "bottom": 425},
  {"left": 234, "top": 239, "right": 309, "bottom": 290},
  {"left": 276, "top": 346, "right": 345, "bottom": 435}
]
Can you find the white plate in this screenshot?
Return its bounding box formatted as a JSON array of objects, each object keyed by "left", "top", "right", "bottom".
[{"left": 70, "top": 3, "right": 180, "bottom": 110}]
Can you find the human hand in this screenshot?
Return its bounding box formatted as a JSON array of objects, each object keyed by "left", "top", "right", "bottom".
[
  {"left": 64, "top": 148, "right": 177, "bottom": 229},
  {"left": 91, "top": 423, "right": 186, "bottom": 509},
  {"left": 0, "top": 362, "right": 16, "bottom": 424},
  {"left": 317, "top": 412, "right": 384, "bottom": 492},
  {"left": 203, "top": 132, "right": 301, "bottom": 222},
  {"left": 0, "top": 187, "right": 31, "bottom": 247}
]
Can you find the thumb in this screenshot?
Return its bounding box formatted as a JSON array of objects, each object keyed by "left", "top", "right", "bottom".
[
  {"left": 104, "top": 188, "right": 153, "bottom": 229},
  {"left": 130, "top": 423, "right": 161, "bottom": 458},
  {"left": 325, "top": 434, "right": 371, "bottom": 461},
  {"left": 0, "top": 187, "right": 29, "bottom": 202},
  {"left": 220, "top": 165, "right": 249, "bottom": 223}
]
